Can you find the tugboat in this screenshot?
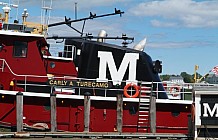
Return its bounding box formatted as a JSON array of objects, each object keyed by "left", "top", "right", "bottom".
[{"left": 0, "top": 2, "right": 192, "bottom": 134}]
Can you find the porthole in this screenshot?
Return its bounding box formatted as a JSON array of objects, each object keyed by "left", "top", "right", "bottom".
[
  {"left": 50, "top": 62, "right": 55, "bottom": 68},
  {"left": 0, "top": 43, "right": 3, "bottom": 51}
]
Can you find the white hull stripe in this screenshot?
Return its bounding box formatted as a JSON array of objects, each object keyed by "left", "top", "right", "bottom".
[{"left": 0, "top": 90, "right": 192, "bottom": 104}]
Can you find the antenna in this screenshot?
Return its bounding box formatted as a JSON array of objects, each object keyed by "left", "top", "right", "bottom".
[
  {"left": 75, "top": 2, "right": 77, "bottom": 20},
  {"left": 48, "top": 8, "right": 124, "bottom": 36},
  {"left": 0, "top": 2, "right": 18, "bottom": 7},
  {"left": 16, "top": 0, "right": 19, "bottom": 20},
  {"left": 41, "top": 0, "right": 52, "bottom": 35}
]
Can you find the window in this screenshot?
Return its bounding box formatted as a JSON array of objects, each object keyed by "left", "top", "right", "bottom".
[{"left": 13, "top": 41, "right": 28, "bottom": 57}]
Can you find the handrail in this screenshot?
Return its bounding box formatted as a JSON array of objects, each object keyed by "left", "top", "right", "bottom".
[
  {"left": 1, "top": 58, "right": 218, "bottom": 100},
  {"left": 15, "top": 78, "right": 214, "bottom": 100},
  {"left": 0, "top": 59, "right": 48, "bottom": 78}
]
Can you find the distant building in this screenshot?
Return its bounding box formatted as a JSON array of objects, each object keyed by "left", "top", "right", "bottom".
[
  {"left": 169, "top": 76, "right": 184, "bottom": 84},
  {"left": 205, "top": 74, "right": 218, "bottom": 84}
]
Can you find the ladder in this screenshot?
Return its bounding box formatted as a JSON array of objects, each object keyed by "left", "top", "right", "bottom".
[{"left": 137, "top": 82, "right": 153, "bottom": 132}]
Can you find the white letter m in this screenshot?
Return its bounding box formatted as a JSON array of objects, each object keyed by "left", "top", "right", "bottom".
[
  {"left": 203, "top": 103, "right": 218, "bottom": 117},
  {"left": 97, "top": 51, "right": 139, "bottom": 85}
]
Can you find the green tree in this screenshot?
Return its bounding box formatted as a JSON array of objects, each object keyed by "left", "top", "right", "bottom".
[
  {"left": 160, "top": 74, "right": 171, "bottom": 81},
  {"left": 180, "top": 72, "right": 194, "bottom": 83},
  {"left": 160, "top": 72, "right": 203, "bottom": 83}
]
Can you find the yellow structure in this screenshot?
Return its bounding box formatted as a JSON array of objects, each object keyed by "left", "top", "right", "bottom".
[
  {"left": 2, "top": 6, "right": 10, "bottom": 23},
  {"left": 194, "top": 65, "right": 199, "bottom": 83},
  {"left": 194, "top": 65, "right": 210, "bottom": 83},
  {"left": 23, "top": 21, "right": 47, "bottom": 35}
]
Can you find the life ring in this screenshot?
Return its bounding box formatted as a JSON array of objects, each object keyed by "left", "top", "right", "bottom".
[
  {"left": 123, "top": 83, "right": 139, "bottom": 98},
  {"left": 170, "top": 85, "right": 180, "bottom": 92},
  {"left": 170, "top": 85, "right": 180, "bottom": 97}
]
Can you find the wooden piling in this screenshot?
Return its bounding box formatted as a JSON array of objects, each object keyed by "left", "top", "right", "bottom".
[
  {"left": 16, "top": 92, "right": 23, "bottom": 132},
  {"left": 50, "top": 93, "right": 57, "bottom": 132},
  {"left": 116, "top": 93, "right": 123, "bottom": 133},
  {"left": 84, "top": 96, "right": 90, "bottom": 132},
  {"left": 149, "top": 95, "right": 156, "bottom": 133}
]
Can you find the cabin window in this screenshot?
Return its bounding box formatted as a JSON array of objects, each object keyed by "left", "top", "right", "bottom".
[
  {"left": 62, "top": 45, "right": 76, "bottom": 59},
  {"left": 13, "top": 41, "right": 28, "bottom": 57}
]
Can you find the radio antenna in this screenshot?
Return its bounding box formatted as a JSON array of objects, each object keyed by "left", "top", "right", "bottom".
[
  {"left": 16, "top": 0, "right": 19, "bottom": 20},
  {"left": 41, "top": 0, "right": 52, "bottom": 35},
  {"left": 48, "top": 8, "right": 124, "bottom": 36},
  {"left": 75, "top": 2, "right": 77, "bottom": 20}
]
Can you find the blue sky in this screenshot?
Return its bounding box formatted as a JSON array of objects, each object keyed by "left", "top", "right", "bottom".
[{"left": 2, "top": 0, "right": 218, "bottom": 75}]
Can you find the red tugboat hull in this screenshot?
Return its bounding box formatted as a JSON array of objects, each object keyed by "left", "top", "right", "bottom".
[{"left": 0, "top": 91, "right": 191, "bottom": 133}]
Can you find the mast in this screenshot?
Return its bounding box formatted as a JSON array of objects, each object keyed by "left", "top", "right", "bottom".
[
  {"left": 75, "top": 2, "right": 77, "bottom": 20},
  {"left": 41, "top": 0, "right": 52, "bottom": 35},
  {"left": 16, "top": 0, "right": 19, "bottom": 20},
  {"left": 48, "top": 8, "right": 124, "bottom": 36}
]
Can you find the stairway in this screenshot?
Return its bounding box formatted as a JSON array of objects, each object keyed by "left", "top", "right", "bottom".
[{"left": 137, "top": 82, "right": 153, "bottom": 132}]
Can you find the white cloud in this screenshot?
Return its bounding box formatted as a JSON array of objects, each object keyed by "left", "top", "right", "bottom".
[
  {"left": 150, "top": 19, "right": 178, "bottom": 27},
  {"left": 147, "top": 41, "right": 215, "bottom": 48},
  {"left": 27, "top": 15, "right": 125, "bottom": 38},
  {"left": 45, "top": 16, "right": 129, "bottom": 55},
  {"left": 53, "top": 0, "right": 127, "bottom": 9},
  {"left": 48, "top": 18, "right": 125, "bottom": 37},
  {"left": 9, "top": 0, "right": 129, "bottom": 10},
  {"left": 8, "top": 0, "right": 131, "bottom": 38},
  {"left": 129, "top": 0, "right": 218, "bottom": 28}
]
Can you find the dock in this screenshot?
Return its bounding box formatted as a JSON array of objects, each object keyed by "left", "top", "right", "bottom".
[
  {"left": 0, "top": 90, "right": 191, "bottom": 139},
  {"left": 0, "top": 132, "right": 189, "bottom": 139}
]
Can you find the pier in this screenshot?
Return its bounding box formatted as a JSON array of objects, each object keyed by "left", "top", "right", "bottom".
[
  {"left": 0, "top": 90, "right": 191, "bottom": 139},
  {"left": 0, "top": 132, "right": 189, "bottom": 139}
]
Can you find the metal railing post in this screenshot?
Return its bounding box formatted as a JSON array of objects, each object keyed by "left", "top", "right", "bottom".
[
  {"left": 16, "top": 91, "right": 23, "bottom": 132},
  {"left": 50, "top": 92, "right": 57, "bottom": 132}
]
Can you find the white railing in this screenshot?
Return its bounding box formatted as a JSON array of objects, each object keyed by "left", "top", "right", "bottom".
[
  {"left": 1, "top": 58, "right": 218, "bottom": 100},
  {"left": 16, "top": 79, "right": 218, "bottom": 100}
]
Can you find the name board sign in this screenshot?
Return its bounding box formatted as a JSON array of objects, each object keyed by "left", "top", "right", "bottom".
[
  {"left": 194, "top": 89, "right": 218, "bottom": 138},
  {"left": 200, "top": 95, "right": 218, "bottom": 125},
  {"left": 48, "top": 79, "right": 109, "bottom": 88}
]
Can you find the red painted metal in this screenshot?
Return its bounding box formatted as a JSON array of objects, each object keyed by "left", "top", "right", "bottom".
[
  {"left": 44, "top": 58, "right": 77, "bottom": 77},
  {"left": 0, "top": 95, "right": 16, "bottom": 126},
  {"left": 0, "top": 35, "right": 47, "bottom": 82},
  {"left": 0, "top": 94, "right": 190, "bottom": 133}
]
